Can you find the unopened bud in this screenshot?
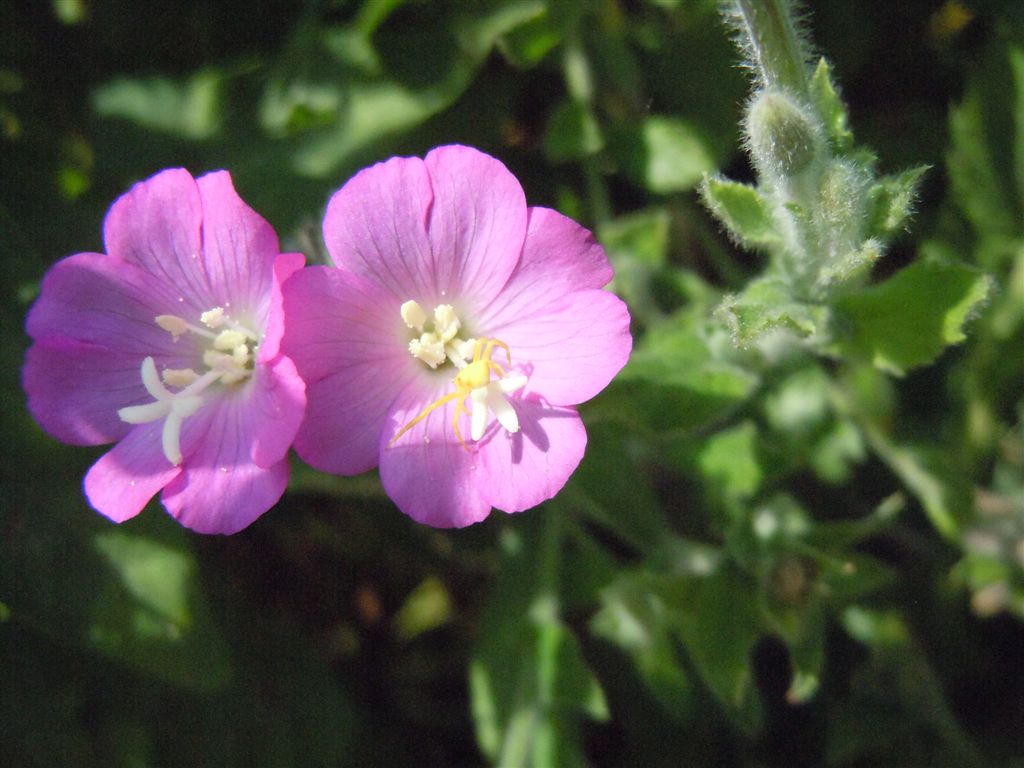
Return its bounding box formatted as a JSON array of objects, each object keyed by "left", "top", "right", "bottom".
[{"left": 746, "top": 90, "right": 823, "bottom": 180}]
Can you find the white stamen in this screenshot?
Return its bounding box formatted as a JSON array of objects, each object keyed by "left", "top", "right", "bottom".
[
  {"left": 409, "top": 336, "right": 447, "bottom": 368},
  {"left": 433, "top": 304, "right": 460, "bottom": 342},
  {"left": 156, "top": 313, "right": 221, "bottom": 341},
  {"left": 213, "top": 329, "right": 247, "bottom": 351},
  {"left": 200, "top": 307, "right": 226, "bottom": 328},
  {"left": 401, "top": 300, "right": 427, "bottom": 330},
  {"left": 162, "top": 368, "right": 200, "bottom": 387},
  {"left": 139, "top": 355, "right": 170, "bottom": 399},
  {"left": 118, "top": 399, "right": 172, "bottom": 425},
  {"left": 155, "top": 314, "right": 190, "bottom": 338},
  {"left": 121, "top": 300, "right": 260, "bottom": 467},
  {"left": 447, "top": 338, "right": 476, "bottom": 368}
]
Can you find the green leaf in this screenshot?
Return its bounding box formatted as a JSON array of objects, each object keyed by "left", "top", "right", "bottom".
[
  {"left": 470, "top": 516, "right": 608, "bottom": 767},
  {"left": 664, "top": 562, "right": 762, "bottom": 731},
  {"left": 862, "top": 428, "right": 969, "bottom": 540},
  {"left": 698, "top": 421, "right": 763, "bottom": 504},
  {"left": 392, "top": 575, "right": 453, "bottom": 641},
  {"left": 613, "top": 315, "right": 759, "bottom": 432},
  {"left": 88, "top": 527, "right": 232, "bottom": 691},
  {"left": 947, "top": 85, "right": 1017, "bottom": 238},
  {"left": 809, "top": 58, "right": 853, "bottom": 152},
  {"left": 497, "top": 8, "right": 563, "bottom": 67},
  {"left": 566, "top": 420, "right": 669, "bottom": 554},
  {"left": 838, "top": 259, "right": 993, "bottom": 375},
  {"left": 544, "top": 99, "right": 604, "bottom": 162},
  {"left": 1010, "top": 46, "right": 1024, "bottom": 211},
  {"left": 284, "top": 2, "right": 542, "bottom": 176},
  {"left": 598, "top": 207, "right": 670, "bottom": 318},
  {"left": 590, "top": 572, "right": 698, "bottom": 720},
  {"left": 866, "top": 165, "right": 929, "bottom": 239},
  {"left": 716, "top": 277, "right": 828, "bottom": 347},
  {"left": 615, "top": 116, "right": 717, "bottom": 193},
  {"left": 700, "top": 175, "right": 780, "bottom": 248},
  {"left": 92, "top": 70, "right": 223, "bottom": 139}
]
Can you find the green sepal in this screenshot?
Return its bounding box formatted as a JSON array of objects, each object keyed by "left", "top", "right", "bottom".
[
  {"left": 700, "top": 175, "right": 780, "bottom": 248},
  {"left": 865, "top": 165, "right": 930, "bottom": 239},
  {"left": 808, "top": 57, "right": 853, "bottom": 153},
  {"left": 716, "top": 277, "right": 829, "bottom": 347},
  {"left": 816, "top": 238, "right": 882, "bottom": 290}
]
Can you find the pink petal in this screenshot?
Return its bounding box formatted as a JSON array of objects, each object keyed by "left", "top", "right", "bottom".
[
  {"left": 379, "top": 381, "right": 491, "bottom": 528},
  {"left": 422, "top": 145, "right": 527, "bottom": 312},
  {"left": 475, "top": 206, "right": 614, "bottom": 330},
  {"left": 258, "top": 252, "right": 306, "bottom": 363},
  {"left": 25, "top": 252, "right": 188, "bottom": 360},
  {"left": 161, "top": 393, "right": 290, "bottom": 534},
  {"left": 282, "top": 265, "right": 406, "bottom": 381},
  {"left": 248, "top": 355, "right": 307, "bottom": 468},
  {"left": 283, "top": 265, "right": 416, "bottom": 474},
  {"left": 295, "top": 361, "right": 414, "bottom": 475},
  {"left": 195, "top": 170, "right": 285, "bottom": 317},
  {"left": 23, "top": 338, "right": 150, "bottom": 445},
  {"left": 492, "top": 290, "right": 632, "bottom": 406},
  {"left": 103, "top": 168, "right": 214, "bottom": 313},
  {"left": 322, "top": 155, "right": 436, "bottom": 301},
  {"left": 84, "top": 421, "right": 182, "bottom": 523},
  {"left": 478, "top": 397, "right": 587, "bottom": 514}
]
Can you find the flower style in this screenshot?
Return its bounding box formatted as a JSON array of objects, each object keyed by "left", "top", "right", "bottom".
[
  {"left": 23, "top": 169, "right": 306, "bottom": 534},
  {"left": 282, "top": 145, "right": 631, "bottom": 527}
]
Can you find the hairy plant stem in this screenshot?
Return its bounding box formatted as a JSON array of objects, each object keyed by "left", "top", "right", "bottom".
[{"left": 733, "top": 0, "right": 809, "bottom": 96}]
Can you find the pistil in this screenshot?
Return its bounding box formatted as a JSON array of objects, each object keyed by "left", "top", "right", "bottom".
[{"left": 118, "top": 307, "right": 259, "bottom": 465}]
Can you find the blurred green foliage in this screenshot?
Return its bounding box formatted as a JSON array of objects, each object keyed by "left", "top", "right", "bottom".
[{"left": 3, "top": 0, "right": 1024, "bottom": 766}]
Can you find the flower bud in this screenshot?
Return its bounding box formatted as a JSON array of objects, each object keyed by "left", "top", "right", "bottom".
[{"left": 745, "top": 90, "right": 823, "bottom": 181}]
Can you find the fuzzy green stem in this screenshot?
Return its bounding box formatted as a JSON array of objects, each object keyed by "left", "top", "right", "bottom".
[{"left": 733, "top": 0, "right": 809, "bottom": 96}]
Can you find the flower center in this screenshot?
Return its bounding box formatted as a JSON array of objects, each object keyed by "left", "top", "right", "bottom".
[
  {"left": 400, "top": 300, "right": 477, "bottom": 369},
  {"left": 394, "top": 299, "right": 527, "bottom": 449},
  {"left": 117, "top": 307, "right": 259, "bottom": 465}
]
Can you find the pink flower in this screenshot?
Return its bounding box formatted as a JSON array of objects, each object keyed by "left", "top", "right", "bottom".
[
  {"left": 23, "top": 169, "right": 306, "bottom": 534},
  {"left": 282, "top": 145, "right": 631, "bottom": 527}
]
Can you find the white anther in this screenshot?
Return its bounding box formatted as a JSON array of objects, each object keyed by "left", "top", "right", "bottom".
[
  {"left": 155, "top": 314, "right": 190, "bottom": 338},
  {"left": 162, "top": 368, "right": 200, "bottom": 387},
  {"left": 433, "top": 304, "right": 460, "bottom": 342},
  {"left": 409, "top": 335, "right": 446, "bottom": 368},
  {"left": 401, "top": 300, "right": 427, "bottom": 330},
  {"left": 213, "top": 329, "right": 246, "bottom": 351},
  {"left": 200, "top": 307, "right": 226, "bottom": 328}
]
